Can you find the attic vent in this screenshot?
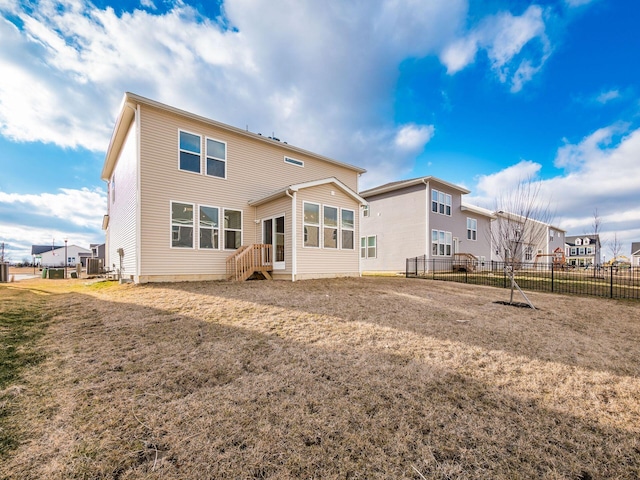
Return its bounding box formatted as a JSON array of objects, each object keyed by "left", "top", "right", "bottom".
[{"left": 284, "top": 156, "right": 304, "bottom": 167}]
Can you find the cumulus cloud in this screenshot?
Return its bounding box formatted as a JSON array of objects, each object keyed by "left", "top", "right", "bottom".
[
  {"left": 440, "top": 5, "right": 551, "bottom": 92},
  {"left": 0, "top": 187, "right": 107, "bottom": 261},
  {"left": 469, "top": 123, "right": 640, "bottom": 251}
]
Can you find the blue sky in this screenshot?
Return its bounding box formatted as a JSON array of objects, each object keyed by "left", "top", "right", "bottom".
[{"left": 1, "top": 0, "right": 639, "bottom": 262}]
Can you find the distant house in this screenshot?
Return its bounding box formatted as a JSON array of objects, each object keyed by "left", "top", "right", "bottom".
[
  {"left": 39, "top": 245, "right": 92, "bottom": 267},
  {"left": 359, "top": 176, "right": 495, "bottom": 274},
  {"left": 101, "top": 92, "right": 366, "bottom": 283},
  {"left": 31, "top": 245, "right": 62, "bottom": 265},
  {"left": 564, "top": 235, "right": 601, "bottom": 267},
  {"left": 491, "top": 212, "right": 566, "bottom": 265},
  {"left": 631, "top": 242, "right": 640, "bottom": 267}
]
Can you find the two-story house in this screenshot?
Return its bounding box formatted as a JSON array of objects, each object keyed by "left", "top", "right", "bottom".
[
  {"left": 101, "top": 93, "right": 366, "bottom": 283},
  {"left": 491, "top": 212, "right": 566, "bottom": 266},
  {"left": 359, "top": 176, "right": 495, "bottom": 274},
  {"left": 564, "top": 235, "right": 601, "bottom": 267}
]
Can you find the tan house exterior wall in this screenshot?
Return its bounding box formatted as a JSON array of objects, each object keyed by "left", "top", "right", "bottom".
[
  {"left": 102, "top": 93, "right": 365, "bottom": 283},
  {"left": 106, "top": 118, "right": 139, "bottom": 277},
  {"left": 295, "top": 183, "right": 360, "bottom": 279}
]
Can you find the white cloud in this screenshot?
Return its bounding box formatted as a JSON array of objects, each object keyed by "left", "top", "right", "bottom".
[
  {"left": 469, "top": 123, "right": 640, "bottom": 253},
  {"left": 596, "top": 89, "right": 621, "bottom": 104},
  {"left": 565, "top": 0, "right": 597, "bottom": 7},
  {"left": 0, "top": 187, "right": 107, "bottom": 261},
  {"left": 440, "top": 5, "right": 551, "bottom": 92},
  {"left": 394, "top": 124, "right": 435, "bottom": 152}
]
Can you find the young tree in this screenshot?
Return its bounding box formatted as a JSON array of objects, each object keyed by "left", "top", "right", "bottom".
[
  {"left": 609, "top": 232, "right": 623, "bottom": 261},
  {"left": 490, "top": 178, "right": 554, "bottom": 308},
  {"left": 591, "top": 208, "right": 602, "bottom": 277}
]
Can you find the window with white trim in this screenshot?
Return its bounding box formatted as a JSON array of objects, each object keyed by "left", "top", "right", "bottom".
[
  {"left": 199, "top": 205, "right": 219, "bottom": 249},
  {"left": 179, "top": 130, "right": 201, "bottom": 173},
  {"left": 466, "top": 217, "right": 477, "bottom": 241},
  {"left": 575, "top": 238, "right": 582, "bottom": 246},
  {"left": 284, "top": 156, "right": 304, "bottom": 167},
  {"left": 303, "top": 202, "right": 320, "bottom": 248},
  {"left": 362, "top": 205, "right": 369, "bottom": 217},
  {"left": 579, "top": 247, "right": 585, "bottom": 255},
  {"left": 341, "top": 209, "right": 355, "bottom": 249},
  {"left": 361, "top": 236, "right": 376, "bottom": 258},
  {"left": 206, "top": 138, "right": 226, "bottom": 178},
  {"left": 431, "top": 189, "right": 452, "bottom": 216},
  {"left": 525, "top": 246, "right": 533, "bottom": 261},
  {"left": 323, "top": 206, "right": 338, "bottom": 249},
  {"left": 171, "top": 202, "right": 194, "bottom": 248},
  {"left": 571, "top": 247, "right": 576, "bottom": 256},
  {"left": 431, "top": 230, "right": 452, "bottom": 256},
  {"left": 223, "top": 209, "right": 242, "bottom": 249}
]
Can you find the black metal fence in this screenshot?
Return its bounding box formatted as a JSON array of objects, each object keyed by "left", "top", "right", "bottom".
[{"left": 406, "top": 256, "right": 640, "bottom": 300}]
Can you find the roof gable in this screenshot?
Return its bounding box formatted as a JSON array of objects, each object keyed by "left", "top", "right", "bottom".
[
  {"left": 249, "top": 177, "right": 366, "bottom": 207},
  {"left": 360, "top": 176, "right": 470, "bottom": 198}
]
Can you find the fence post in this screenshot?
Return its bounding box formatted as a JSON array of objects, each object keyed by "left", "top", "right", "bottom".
[
  {"left": 610, "top": 266, "right": 614, "bottom": 298},
  {"left": 465, "top": 262, "right": 468, "bottom": 283},
  {"left": 551, "top": 262, "right": 554, "bottom": 293}
]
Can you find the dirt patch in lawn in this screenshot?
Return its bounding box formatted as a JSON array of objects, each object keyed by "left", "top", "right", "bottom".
[{"left": 1, "top": 277, "right": 639, "bottom": 479}]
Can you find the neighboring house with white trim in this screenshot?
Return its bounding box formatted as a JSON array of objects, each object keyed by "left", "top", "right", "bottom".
[
  {"left": 39, "top": 245, "right": 91, "bottom": 267},
  {"left": 630, "top": 242, "right": 640, "bottom": 267},
  {"left": 101, "top": 93, "right": 366, "bottom": 283},
  {"left": 564, "top": 235, "right": 601, "bottom": 267},
  {"left": 359, "top": 176, "right": 495, "bottom": 274},
  {"left": 491, "top": 211, "right": 566, "bottom": 265}
]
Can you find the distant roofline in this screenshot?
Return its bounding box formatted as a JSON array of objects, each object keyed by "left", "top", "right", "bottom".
[
  {"left": 102, "top": 92, "right": 367, "bottom": 180},
  {"left": 360, "top": 176, "right": 470, "bottom": 198}
]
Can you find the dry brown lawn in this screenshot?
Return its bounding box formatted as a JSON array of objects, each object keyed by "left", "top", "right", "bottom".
[{"left": 1, "top": 276, "right": 639, "bottom": 479}]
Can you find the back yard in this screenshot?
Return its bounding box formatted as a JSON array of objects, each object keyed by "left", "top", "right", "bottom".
[{"left": 1, "top": 276, "right": 639, "bottom": 479}]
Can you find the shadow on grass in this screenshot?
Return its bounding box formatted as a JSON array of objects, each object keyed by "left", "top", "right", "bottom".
[{"left": 2, "top": 284, "right": 638, "bottom": 478}]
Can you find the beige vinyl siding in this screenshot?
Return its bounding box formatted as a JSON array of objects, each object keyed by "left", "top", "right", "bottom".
[
  {"left": 137, "top": 104, "right": 360, "bottom": 278},
  {"left": 107, "top": 119, "right": 139, "bottom": 278},
  {"left": 360, "top": 183, "right": 427, "bottom": 273},
  {"left": 295, "top": 184, "right": 360, "bottom": 279}
]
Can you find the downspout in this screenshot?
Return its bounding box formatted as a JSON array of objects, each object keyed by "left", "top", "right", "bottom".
[{"left": 285, "top": 188, "right": 297, "bottom": 281}]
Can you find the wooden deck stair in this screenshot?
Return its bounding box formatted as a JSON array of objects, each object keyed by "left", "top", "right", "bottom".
[
  {"left": 226, "top": 244, "right": 273, "bottom": 281},
  {"left": 453, "top": 253, "right": 478, "bottom": 271}
]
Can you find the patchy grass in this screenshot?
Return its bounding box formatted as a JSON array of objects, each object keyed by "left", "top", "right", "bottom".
[
  {"left": 0, "top": 277, "right": 639, "bottom": 479},
  {"left": 0, "top": 287, "right": 49, "bottom": 456}
]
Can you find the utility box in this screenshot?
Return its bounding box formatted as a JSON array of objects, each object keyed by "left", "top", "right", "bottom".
[
  {"left": 48, "top": 268, "right": 65, "bottom": 279},
  {"left": 87, "top": 258, "right": 103, "bottom": 275},
  {"left": 0, "top": 263, "right": 8, "bottom": 283}
]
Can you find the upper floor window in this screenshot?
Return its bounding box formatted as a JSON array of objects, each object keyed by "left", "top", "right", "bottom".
[
  {"left": 362, "top": 205, "right": 370, "bottom": 217},
  {"left": 466, "top": 218, "right": 477, "bottom": 241},
  {"left": 179, "top": 131, "right": 201, "bottom": 173},
  {"left": 431, "top": 189, "right": 451, "bottom": 216},
  {"left": 206, "top": 138, "right": 226, "bottom": 178},
  {"left": 583, "top": 237, "right": 590, "bottom": 245},
  {"left": 575, "top": 238, "right": 582, "bottom": 246}
]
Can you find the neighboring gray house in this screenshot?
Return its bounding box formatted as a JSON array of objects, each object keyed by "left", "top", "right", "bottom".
[
  {"left": 490, "top": 211, "right": 566, "bottom": 265},
  {"left": 359, "top": 176, "right": 495, "bottom": 274},
  {"left": 630, "top": 242, "right": 640, "bottom": 267},
  {"left": 564, "top": 235, "right": 601, "bottom": 267}
]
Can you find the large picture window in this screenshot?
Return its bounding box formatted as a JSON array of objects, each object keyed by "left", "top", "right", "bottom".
[
  {"left": 171, "top": 202, "right": 194, "bottom": 248},
  {"left": 206, "top": 138, "right": 226, "bottom": 178},
  {"left": 341, "top": 209, "right": 355, "bottom": 249},
  {"left": 432, "top": 230, "right": 452, "bottom": 256},
  {"left": 431, "top": 189, "right": 451, "bottom": 216},
  {"left": 224, "top": 209, "right": 242, "bottom": 249},
  {"left": 179, "top": 131, "right": 201, "bottom": 173},
  {"left": 323, "top": 206, "right": 338, "bottom": 249},
  {"left": 199, "top": 206, "right": 219, "bottom": 249},
  {"left": 304, "top": 202, "right": 320, "bottom": 247}
]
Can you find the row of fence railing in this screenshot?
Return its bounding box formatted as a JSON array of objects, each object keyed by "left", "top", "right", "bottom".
[{"left": 406, "top": 256, "right": 640, "bottom": 300}]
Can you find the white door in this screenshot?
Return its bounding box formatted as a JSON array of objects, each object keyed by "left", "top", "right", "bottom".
[{"left": 263, "top": 215, "right": 285, "bottom": 270}]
